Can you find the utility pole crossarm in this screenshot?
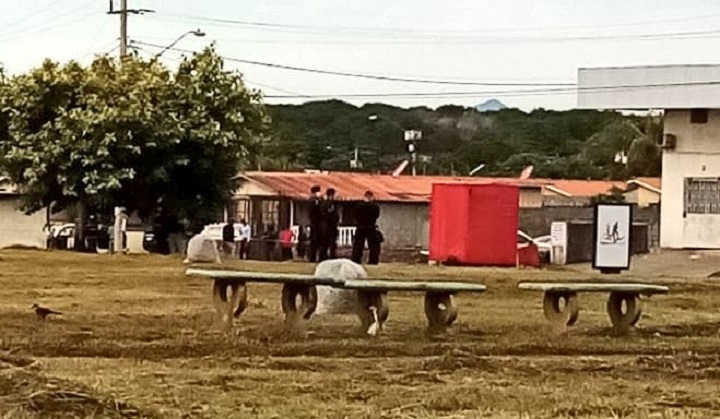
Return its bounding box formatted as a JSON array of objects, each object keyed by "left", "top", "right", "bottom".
[{"left": 107, "top": 0, "right": 155, "bottom": 57}]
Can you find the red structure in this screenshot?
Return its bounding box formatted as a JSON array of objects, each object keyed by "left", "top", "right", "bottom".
[{"left": 429, "top": 183, "right": 519, "bottom": 266}]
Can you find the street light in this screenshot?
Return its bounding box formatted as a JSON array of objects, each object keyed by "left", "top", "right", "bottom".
[
  {"left": 367, "top": 114, "right": 422, "bottom": 176},
  {"left": 155, "top": 29, "right": 206, "bottom": 58}
]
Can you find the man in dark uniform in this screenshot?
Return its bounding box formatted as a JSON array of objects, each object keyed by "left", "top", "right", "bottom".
[
  {"left": 321, "top": 188, "right": 340, "bottom": 260},
  {"left": 308, "top": 185, "right": 323, "bottom": 262},
  {"left": 222, "top": 218, "right": 236, "bottom": 257},
  {"left": 352, "top": 190, "right": 382, "bottom": 265}
]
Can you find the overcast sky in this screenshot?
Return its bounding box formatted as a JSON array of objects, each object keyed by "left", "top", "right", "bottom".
[{"left": 2, "top": 0, "right": 720, "bottom": 110}]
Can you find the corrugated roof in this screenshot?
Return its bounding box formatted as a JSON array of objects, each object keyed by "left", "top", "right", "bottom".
[
  {"left": 237, "top": 171, "right": 663, "bottom": 202},
  {"left": 543, "top": 179, "right": 626, "bottom": 198},
  {"left": 630, "top": 177, "right": 661, "bottom": 192},
  {"left": 238, "top": 171, "right": 546, "bottom": 203}
]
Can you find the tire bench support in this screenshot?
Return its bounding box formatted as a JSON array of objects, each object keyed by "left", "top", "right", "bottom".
[
  {"left": 340, "top": 279, "right": 487, "bottom": 336},
  {"left": 518, "top": 282, "right": 669, "bottom": 333},
  {"left": 187, "top": 269, "right": 344, "bottom": 331}
]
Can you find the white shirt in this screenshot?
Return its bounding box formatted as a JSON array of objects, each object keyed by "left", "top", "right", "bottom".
[{"left": 240, "top": 224, "right": 251, "bottom": 240}]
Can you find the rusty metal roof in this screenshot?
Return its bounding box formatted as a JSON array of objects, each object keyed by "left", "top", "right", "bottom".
[{"left": 238, "top": 171, "right": 547, "bottom": 203}]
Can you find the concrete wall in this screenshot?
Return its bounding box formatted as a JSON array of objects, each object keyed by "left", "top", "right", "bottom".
[
  {"left": 520, "top": 204, "right": 660, "bottom": 248},
  {"left": 661, "top": 109, "right": 720, "bottom": 248},
  {"left": 377, "top": 203, "right": 428, "bottom": 249},
  {"left": 519, "top": 188, "right": 544, "bottom": 208},
  {"left": 289, "top": 200, "right": 428, "bottom": 249},
  {"left": 578, "top": 65, "right": 720, "bottom": 109},
  {"left": 625, "top": 188, "right": 660, "bottom": 208},
  {"left": 0, "top": 197, "right": 47, "bottom": 249}
]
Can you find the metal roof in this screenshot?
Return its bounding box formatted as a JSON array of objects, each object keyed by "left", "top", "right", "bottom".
[{"left": 237, "top": 171, "right": 546, "bottom": 203}]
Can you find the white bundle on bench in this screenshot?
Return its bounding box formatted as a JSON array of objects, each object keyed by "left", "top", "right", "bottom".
[{"left": 314, "top": 259, "right": 366, "bottom": 315}]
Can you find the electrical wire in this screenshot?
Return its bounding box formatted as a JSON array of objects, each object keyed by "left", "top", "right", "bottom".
[
  {"left": 132, "top": 41, "right": 720, "bottom": 100},
  {"left": 157, "top": 11, "right": 720, "bottom": 36},
  {"left": 0, "top": 1, "right": 99, "bottom": 42},
  {"left": 132, "top": 41, "right": 576, "bottom": 87},
  {"left": 261, "top": 80, "right": 720, "bottom": 99},
  {"left": 0, "top": 0, "right": 61, "bottom": 32}
]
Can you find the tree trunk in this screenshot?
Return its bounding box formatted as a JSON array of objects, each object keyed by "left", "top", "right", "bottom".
[{"left": 74, "top": 201, "right": 88, "bottom": 252}]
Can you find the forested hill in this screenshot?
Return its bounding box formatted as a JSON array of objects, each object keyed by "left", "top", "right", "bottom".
[{"left": 260, "top": 100, "right": 662, "bottom": 180}]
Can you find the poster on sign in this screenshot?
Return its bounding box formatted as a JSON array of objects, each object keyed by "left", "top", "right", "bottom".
[{"left": 592, "top": 203, "right": 633, "bottom": 273}]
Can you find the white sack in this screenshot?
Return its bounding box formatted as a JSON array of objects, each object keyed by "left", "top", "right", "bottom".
[
  {"left": 183, "top": 234, "right": 221, "bottom": 264},
  {"left": 314, "top": 259, "right": 366, "bottom": 315}
]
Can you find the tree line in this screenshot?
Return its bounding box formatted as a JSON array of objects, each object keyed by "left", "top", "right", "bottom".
[{"left": 262, "top": 100, "right": 662, "bottom": 179}]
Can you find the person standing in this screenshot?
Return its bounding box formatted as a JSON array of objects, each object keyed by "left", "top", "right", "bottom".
[
  {"left": 321, "top": 188, "right": 340, "bottom": 260},
  {"left": 239, "top": 218, "right": 251, "bottom": 259},
  {"left": 308, "top": 185, "right": 323, "bottom": 262},
  {"left": 352, "top": 191, "right": 382, "bottom": 265},
  {"left": 296, "top": 225, "right": 309, "bottom": 260},
  {"left": 222, "top": 218, "right": 236, "bottom": 258},
  {"left": 279, "top": 226, "right": 295, "bottom": 261}
]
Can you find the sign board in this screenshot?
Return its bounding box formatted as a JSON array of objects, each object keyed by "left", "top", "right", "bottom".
[
  {"left": 404, "top": 130, "right": 422, "bottom": 141},
  {"left": 592, "top": 203, "right": 633, "bottom": 273},
  {"left": 550, "top": 222, "right": 568, "bottom": 265},
  {"left": 550, "top": 222, "right": 567, "bottom": 247}
]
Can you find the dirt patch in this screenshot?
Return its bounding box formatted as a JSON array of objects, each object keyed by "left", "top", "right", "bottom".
[{"left": 0, "top": 363, "right": 154, "bottom": 418}]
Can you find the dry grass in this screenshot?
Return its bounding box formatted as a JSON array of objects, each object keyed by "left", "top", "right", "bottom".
[{"left": 1, "top": 249, "right": 720, "bottom": 418}]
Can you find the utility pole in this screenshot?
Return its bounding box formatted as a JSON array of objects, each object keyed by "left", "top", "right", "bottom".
[
  {"left": 120, "top": 0, "right": 128, "bottom": 57},
  {"left": 404, "top": 130, "right": 422, "bottom": 177},
  {"left": 107, "top": 0, "right": 154, "bottom": 58}
]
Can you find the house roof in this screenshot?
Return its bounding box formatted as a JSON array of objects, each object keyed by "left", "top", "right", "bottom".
[
  {"left": 237, "top": 171, "right": 546, "bottom": 203},
  {"left": 236, "top": 171, "right": 663, "bottom": 202},
  {"left": 627, "top": 177, "right": 662, "bottom": 194},
  {"left": 542, "top": 180, "right": 626, "bottom": 198}
]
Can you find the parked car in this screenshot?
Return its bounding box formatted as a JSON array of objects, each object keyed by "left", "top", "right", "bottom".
[{"left": 517, "top": 230, "right": 552, "bottom": 264}]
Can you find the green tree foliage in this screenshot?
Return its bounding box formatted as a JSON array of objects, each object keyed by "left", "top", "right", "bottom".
[
  {"left": 0, "top": 47, "right": 267, "bottom": 247},
  {"left": 261, "top": 100, "right": 661, "bottom": 179}
]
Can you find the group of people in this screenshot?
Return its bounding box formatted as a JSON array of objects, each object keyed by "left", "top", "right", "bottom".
[
  {"left": 308, "top": 185, "right": 382, "bottom": 265},
  {"left": 218, "top": 185, "right": 383, "bottom": 265},
  {"left": 307, "top": 185, "right": 340, "bottom": 262}
]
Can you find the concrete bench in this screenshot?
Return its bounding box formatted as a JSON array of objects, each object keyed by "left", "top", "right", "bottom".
[
  {"left": 517, "top": 282, "right": 669, "bottom": 332},
  {"left": 339, "top": 279, "right": 487, "bottom": 334},
  {"left": 185, "top": 269, "right": 343, "bottom": 329},
  {"left": 186, "top": 267, "right": 487, "bottom": 334}
]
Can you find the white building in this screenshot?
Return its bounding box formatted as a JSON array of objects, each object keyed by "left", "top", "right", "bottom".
[
  {"left": 578, "top": 64, "right": 720, "bottom": 249},
  {"left": 0, "top": 179, "right": 47, "bottom": 250}
]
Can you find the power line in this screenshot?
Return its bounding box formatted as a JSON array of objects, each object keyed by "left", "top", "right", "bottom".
[
  {"left": 132, "top": 41, "right": 720, "bottom": 100},
  {"left": 0, "top": 0, "right": 60, "bottom": 32},
  {"left": 263, "top": 80, "right": 720, "bottom": 99},
  {"left": 157, "top": 12, "right": 720, "bottom": 37},
  {"left": 108, "top": 0, "right": 155, "bottom": 57},
  {"left": 132, "top": 41, "right": 576, "bottom": 87},
  {"left": 0, "top": 0, "right": 98, "bottom": 42},
  {"left": 146, "top": 15, "right": 720, "bottom": 46},
  {"left": 136, "top": 31, "right": 720, "bottom": 46}
]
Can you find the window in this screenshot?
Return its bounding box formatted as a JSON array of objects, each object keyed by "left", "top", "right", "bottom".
[
  {"left": 261, "top": 200, "right": 280, "bottom": 232},
  {"left": 690, "top": 109, "right": 709, "bottom": 124},
  {"left": 685, "top": 178, "right": 720, "bottom": 214},
  {"left": 232, "top": 199, "right": 249, "bottom": 223}
]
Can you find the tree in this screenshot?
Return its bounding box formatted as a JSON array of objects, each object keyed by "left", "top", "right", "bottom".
[{"left": 0, "top": 47, "right": 268, "bottom": 250}]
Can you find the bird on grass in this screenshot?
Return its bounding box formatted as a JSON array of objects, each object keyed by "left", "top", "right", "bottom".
[{"left": 31, "top": 303, "right": 62, "bottom": 320}]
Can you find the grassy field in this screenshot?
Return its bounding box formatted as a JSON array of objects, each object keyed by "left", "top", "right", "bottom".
[{"left": 2, "top": 249, "right": 720, "bottom": 418}]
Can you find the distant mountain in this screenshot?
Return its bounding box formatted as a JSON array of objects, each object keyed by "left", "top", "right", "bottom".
[{"left": 475, "top": 99, "right": 507, "bottom": 112}]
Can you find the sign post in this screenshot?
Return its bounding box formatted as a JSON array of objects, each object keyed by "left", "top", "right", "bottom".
[{"left": 592, "top": 203, "right": 633, "bottom": 274}]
